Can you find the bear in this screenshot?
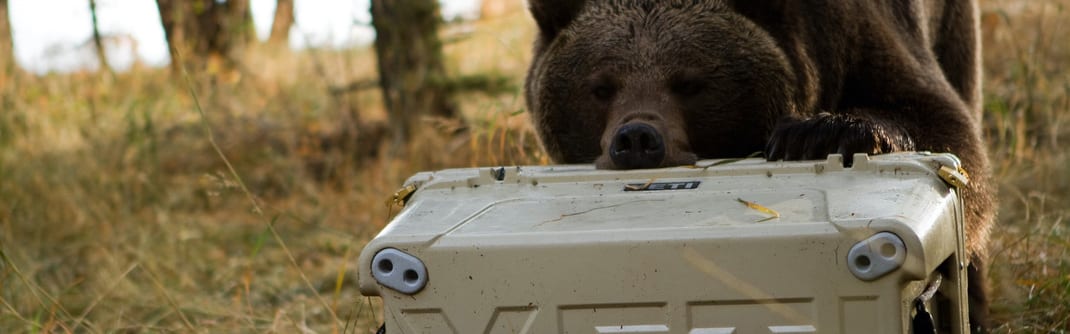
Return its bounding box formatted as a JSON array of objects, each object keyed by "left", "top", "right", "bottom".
[{"left": 524, "top": 0, "right": 995, "bottom": 331}]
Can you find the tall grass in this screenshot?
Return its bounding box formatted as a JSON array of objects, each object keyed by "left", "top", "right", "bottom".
[
  {"left": 0, "top": 12, "right": 538, "bottom": 332},
  {"left": 982, "top": 0, "right": 1070, "bottom": 331},
  {"left": 0, "top": 2, "right": 1067, "bottom": 333}
]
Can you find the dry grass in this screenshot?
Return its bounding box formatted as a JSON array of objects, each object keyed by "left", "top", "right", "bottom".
[
  {"left": 0, "top": 11, "right": 539, "bottom": 333},
  {"left": 0, "top": 2, "right": 1067, "bottom": 333},
  {"left": 982, "top": 0, "right": 1070, "bottom": 332}
]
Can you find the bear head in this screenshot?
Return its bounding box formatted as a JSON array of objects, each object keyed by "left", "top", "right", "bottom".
[{"left": 525, "top": 0, "right": 797, "bottom": 169}]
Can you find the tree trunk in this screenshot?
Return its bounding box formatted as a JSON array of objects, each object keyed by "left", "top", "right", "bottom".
[
  {"left": 88, "top": 0, "right": 114, "bottom": 75},
  {"left": 155, "top": 0, "right": 252, "bottom": 73},
  {"left": 156, "top": 0, "right": 192, "bottom": 73},
  {"left": 221, "top": 0, "right": 255, "bottom": 46},
  {"left": 268, "top": 0, "right": 294, "bottom": 46},
  {"left": 370, "top": 0, "right": 456, "bottom": 153},
  {"left": 1, "top": 0, "right": 14, "bottom": 74}
]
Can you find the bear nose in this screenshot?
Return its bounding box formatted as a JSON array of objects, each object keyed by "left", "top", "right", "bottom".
[{"left": 610, "top": 123, "right": 666, "bottom": 169}]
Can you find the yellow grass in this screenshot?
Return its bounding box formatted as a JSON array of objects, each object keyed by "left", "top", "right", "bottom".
[
  {"left": 982, "top": 0, "right": 1070, "bottom": 331},
  {"left": 0, "top": 2, "right": 1067, "bottom": 332}
]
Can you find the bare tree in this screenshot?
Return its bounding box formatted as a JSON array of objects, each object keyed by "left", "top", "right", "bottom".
[
  {"left": 88, "top": 0, "right": 113, "bottom": 75},
  {"left": 268, "top": 0, "right": 294, "bottom": 46},
  {"left": 155, "top": 0, "right": 254, "bottom": 73},
  {"left": 0, "top": 0, "right": 14, "bottom": 73},
  {"left": 370, "top": 0, "right": 457, "bottom": 153}
]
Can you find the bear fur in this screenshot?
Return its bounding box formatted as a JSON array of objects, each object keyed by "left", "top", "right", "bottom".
[{"left": 524, "top": 0, "right": 994, "bottom": 330}]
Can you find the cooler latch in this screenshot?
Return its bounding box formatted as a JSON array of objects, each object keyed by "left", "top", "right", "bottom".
[
  {"left": 938, "top": 165, "right": 970, "bottom": 189},
  {"left": 385, "top": 184, "right": 418, "bottom": 209},
  {"left": 912, "top": 273, "right": 943, "bottom": 334}
]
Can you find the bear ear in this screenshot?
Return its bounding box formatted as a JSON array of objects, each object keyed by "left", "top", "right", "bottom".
[{"left": 528, "top": 0, "right": 586, "bottom": 39}]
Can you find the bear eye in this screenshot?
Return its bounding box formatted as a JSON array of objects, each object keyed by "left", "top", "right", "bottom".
[
  {"left": 671, "top": 79, "right": 706, "bottom": 97},
  {"left": 591, "top": 83, "right": 618, "bottom": 101}
]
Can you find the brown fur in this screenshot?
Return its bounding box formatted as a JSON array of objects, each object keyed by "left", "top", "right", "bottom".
[{"left": 525, "top": 0, "right": 994, "bottom": 331}]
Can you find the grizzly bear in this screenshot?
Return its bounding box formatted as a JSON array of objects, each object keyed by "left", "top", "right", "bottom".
[{"left": 524, "top": 0, "right": 995, "bottom": 331}]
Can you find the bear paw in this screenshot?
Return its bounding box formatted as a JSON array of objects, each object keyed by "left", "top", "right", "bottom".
[{"left": 765, "top": 113, "right": 916, "bottom": 166}]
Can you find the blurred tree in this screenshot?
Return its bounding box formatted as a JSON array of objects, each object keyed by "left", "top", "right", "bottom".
[
  {"left": 88, "top": 0, "right": 114, "bottom": 75},
  {"left": 156, "top": 0, "right": 254, "bottom": 73},
  {"left": 370, "top": 0, "right": 457, "bottom": 153},
  {"left": 479, "top": 0, "right": 522, "bottom": 20},
  {"left": 268, "top": 0, "right": 294, "bottom": 46},
  {"left": 0, "top": 0, "right": 13, "bottom": 73}
]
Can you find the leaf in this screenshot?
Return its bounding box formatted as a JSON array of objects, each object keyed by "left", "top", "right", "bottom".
[
  {"left": 625, "top": 177, "right": 657, "bottom": 190},
  {"left": 737, "top": 198, "right": 780, "bottom": 222}
]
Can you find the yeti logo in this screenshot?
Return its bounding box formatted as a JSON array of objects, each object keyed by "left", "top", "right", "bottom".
[{"left": 624, "top": 181, "right": 701, "bottom": 192}]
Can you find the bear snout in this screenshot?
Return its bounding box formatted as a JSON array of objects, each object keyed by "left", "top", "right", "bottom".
[{"left": 609, "top": 123, "right": 666, "bottom": 169}]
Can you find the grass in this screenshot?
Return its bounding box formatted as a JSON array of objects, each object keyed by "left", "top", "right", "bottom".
[
  {"left": 0, "top": 10, "right": 541, "bottom": 333},
  {"left": 1, "top": 1, "right": 1068, "bottom": 332},
  {"left": 982, "top": 0, "right": 1070, "bottom": 331}
]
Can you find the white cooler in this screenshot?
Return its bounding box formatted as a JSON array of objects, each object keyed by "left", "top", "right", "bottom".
[{"left": 358, "top": 153, "right": 971, "bottom": 334}]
